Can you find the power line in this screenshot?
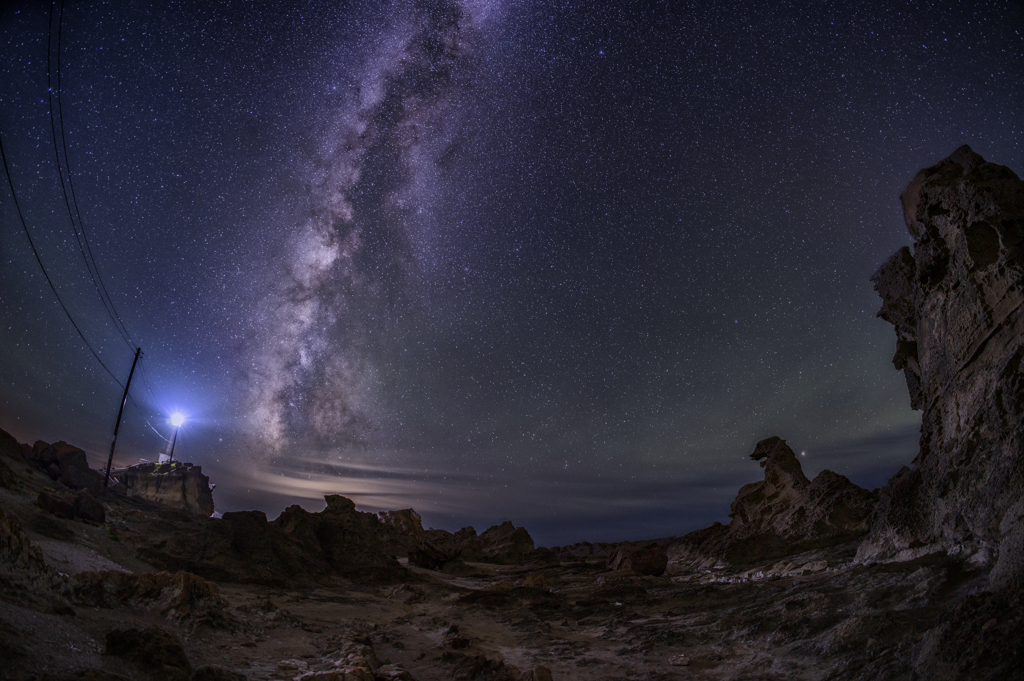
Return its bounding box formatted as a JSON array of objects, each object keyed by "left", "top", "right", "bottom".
[
  {"left": 0, "top": 127, "right": 124, "bottom": 388},
  {"left": 137, "top": 356, "right": 163, "bottom": 407},
  {"left": 3, "top": 7, "right": 175, "bottom": 463},
  {"left": 54, "top": 0, "right": 137, "bottom": 350},
  {"left": 46, "top": 0, "right": 136, "bottom": 351}
]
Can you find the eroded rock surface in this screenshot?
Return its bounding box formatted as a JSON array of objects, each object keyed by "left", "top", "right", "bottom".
[
  {"left": 132, "top": 494, "right": 406, "bottom": 586},
  {"left": 669, "top": 436, "right": 876, "bottom": 567},
  {"left": 117, "top": 461, "right": 215, "bottom": 517},
  {"left": 862, "top": 145, "right": 1024, "bottom": 583}
]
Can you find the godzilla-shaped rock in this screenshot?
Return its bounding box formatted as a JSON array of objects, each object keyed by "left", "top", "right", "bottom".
[
  {"left": 669, "top": 437, "right": 876, "bottom": 567},
  {"left": 861, "top": 146, "right": 1024, "bottom": 583}
]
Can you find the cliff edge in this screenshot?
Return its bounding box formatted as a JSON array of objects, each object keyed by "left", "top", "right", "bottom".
[{"left": 860, "top": 145, "right": 1024, "bottom": 587}]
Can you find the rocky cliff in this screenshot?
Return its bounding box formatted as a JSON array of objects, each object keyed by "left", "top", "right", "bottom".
[
  {"left": 118, "top": 461, "right": 216, "bottom": 517},
  {"left": 860, "top": 146, "right": 1024, "bottom": 586}
]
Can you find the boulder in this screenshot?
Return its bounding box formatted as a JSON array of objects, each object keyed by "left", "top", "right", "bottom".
[
  {"left": 62, "top": 464, "right": 105, "bottom": 497},
  {"left": 30, "top": 441, "right": 106, "bottom": 496},
  {"left": 860, "top": 146, "right": 1024, "bottom": 582},
  {"left": 74, "top": 491, "right": 106, "bottom": 524},
  {"left": 38, "top": 490, "right": 76, "bottom": 520}
]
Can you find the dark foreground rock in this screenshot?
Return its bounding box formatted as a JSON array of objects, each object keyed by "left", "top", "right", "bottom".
[
  {"left": 105, "top": 626, "right": 192, "bottom": 681},
  {"left": 862, "top": 146, "right": 1024, "bottom": 584},
  {"left": 26, "top": 441, "right": 106, "bottom": 497},
  {"left": 862, "top": 146, "right": 1024, "bottom": 679},
  {"left": 129, "top": 494, "right": 406, "bottom": 586}
]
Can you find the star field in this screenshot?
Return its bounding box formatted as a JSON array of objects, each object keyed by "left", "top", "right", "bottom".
[{"left": 1, "top": 0, "right": 1021, "bottom": 544}]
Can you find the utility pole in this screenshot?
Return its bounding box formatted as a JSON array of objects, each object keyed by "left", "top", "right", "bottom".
[
  {"left": 161, "top": 413, "right": 183, "bottom": 462},
  {"left": 104, "top": 347, "right": 141, "bottom": 490}
]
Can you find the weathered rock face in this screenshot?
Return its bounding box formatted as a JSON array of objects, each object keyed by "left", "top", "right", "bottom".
[
  {"left": 129, "top": 494, "right": 405, "bottom": 585},
  {"left": 733, "top": 437, "right": 876, "bottom": 544},
  {"left": 118, "top": 461, "right": 215, "bottom": 517},
  {"left": 378, "top": 508, "right": 425, "bottom": 537},
  {"left": 669, "top": 437, "right": 876, "bottom": 567},
  {"left": 408, "top": 529, "right": 462, "bottom": 569},
  {"left": 105, "top": 626, "right": 192, "bottom": 681},
  {"left": 459, "top": 521, "right": 536, "bottom": 564},
  {"left": 861, "top": 146, "right": 1024, "bottom": 583},
  {"left": 22, "top": 438, "right": 107, "bottom": 497}
]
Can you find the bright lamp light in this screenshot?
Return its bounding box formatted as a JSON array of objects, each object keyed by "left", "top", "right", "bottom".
[{"left": 169, "top": 412, "right": 186, "bottom": 428}]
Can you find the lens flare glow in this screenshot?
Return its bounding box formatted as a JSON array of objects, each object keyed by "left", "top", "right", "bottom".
[{"left": 169, "top": 412, "right": 186, "bottom": 428}]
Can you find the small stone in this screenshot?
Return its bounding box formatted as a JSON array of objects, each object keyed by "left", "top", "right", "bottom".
[{"left": 669, "top": 654, "right": 690, "bottom": 666}]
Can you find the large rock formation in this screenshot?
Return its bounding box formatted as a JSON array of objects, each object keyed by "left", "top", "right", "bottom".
[
  {"left": 23, "top": 439, "right": 107, "bottom": 497},
  {"left": 669, "top": 437, "right": 876, "bottom": 567},
  {"left": 129, "top": 494, "right": 405, "bottom": 585},
  {"left": 861, "top": 146, "right": 1024, "bottom": 585},
  {"left": 456, "top": 521, "right": 536, "bottom": 564},
  {"left": 117, "top": 461, "right": 216, "bottom": 517}
]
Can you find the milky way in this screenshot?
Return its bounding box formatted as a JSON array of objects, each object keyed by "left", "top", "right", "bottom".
[
  {"left": 248, "top": 0, "right": 491, "bottom": 453},
  {"left": 1, "top": 0, "right": 1021, "bottom": 544}
]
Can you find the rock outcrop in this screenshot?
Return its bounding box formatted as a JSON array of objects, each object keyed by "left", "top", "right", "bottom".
[
  {"left": 69, "top": 570, "right": 236, "bottom": 631},
  {"left": 128, "top": 494, "right": 405, "bottom": 586},
  {"left": 117, "top": 461, "right": 215, "bottom": 517},
  {"left": 0, "top": 505, "right": 70, "bottom": 608},
  {"left": 861, "top": 146, "right": 1024, "bottom": 583},
  {"left": 104, "top": 626, "right": 192, "bottom": 681},
  {"left": 36, "top": 489, "right": 106, "bottom": 524},
  {"left": 408, "top": 529, "right": 463, "bottom": 569},
  {"left": 669, "top": 437, "right": 876, "bottom": 567},
  {"left": 607, "top": 543, "right": 669, "bottom": 576},
  {"left": 393, "top": 520, "right": 539, "bottom": 568},
  {"left": 25, "top": 440, "right": 106, "bottom": 497},
  {"left": 458, "top": 521, "right": 536, "bottom": 564}
]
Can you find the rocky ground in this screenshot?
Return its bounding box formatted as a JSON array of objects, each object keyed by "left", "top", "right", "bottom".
[{"left": 0, "top": 432, "right": 1014, "bottom": 681}]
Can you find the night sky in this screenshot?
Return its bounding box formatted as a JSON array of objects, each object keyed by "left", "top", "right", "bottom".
[{"left": 1, "top": 1, "right": 1021, "bottom": 545}]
